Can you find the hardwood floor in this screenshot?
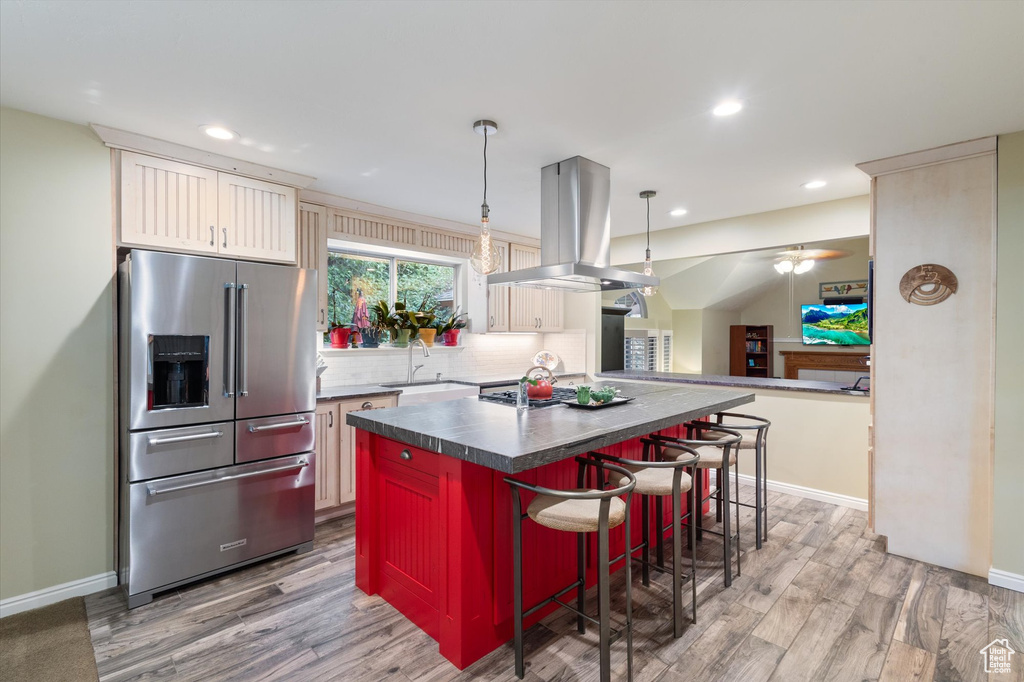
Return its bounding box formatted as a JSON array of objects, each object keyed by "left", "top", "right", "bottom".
[{"left": 85, "top": 485, "right": 1024, "bottom": 681}]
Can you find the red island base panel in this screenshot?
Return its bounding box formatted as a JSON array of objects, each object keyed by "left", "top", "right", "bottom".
[{"left": 354, "top": 425, "right": 709, "bottom": 670}]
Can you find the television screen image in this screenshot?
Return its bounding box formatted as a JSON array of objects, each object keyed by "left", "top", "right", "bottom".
[{"left": 801, "top": 304, "right": 870, "bottom": 345}]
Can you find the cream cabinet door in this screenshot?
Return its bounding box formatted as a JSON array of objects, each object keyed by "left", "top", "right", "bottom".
[
  {"left": 218, "top": 173, "right": 297, "bottom": 264},
  {"left": 299, "top": 202, "right": 329, "bottom": 332},
  {"left": 538, "top": 289, "right": 564, "bottom": 332},
  {"left": 509, "top": 244, "right": 541, "bottom": 332},
  {"left": 487, "top": 239, "right": 510, "bottom": 332},
  {"left": 339, "top": 395, "right": 398, "bottom": 505},
  {"left": 314, "top": 402, "right": 341, "bottom": 511},
  {"left": 120, "top": 151, "right": 219, "bottom": 253}
]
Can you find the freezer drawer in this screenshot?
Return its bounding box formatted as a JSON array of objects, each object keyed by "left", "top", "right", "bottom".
[
  {"left": 125, "top": 454, "right": 314, "bottom": 599},
  {"left": 235, "top": 411, "right": 315, "bottom": 464},
  {"left": 128, "top": 422, "right": 234, "bottom": 482}
]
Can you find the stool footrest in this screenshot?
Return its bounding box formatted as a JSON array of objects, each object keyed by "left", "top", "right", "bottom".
[{"left": 523, "top": 579, "right": 584, "bottom": 619}]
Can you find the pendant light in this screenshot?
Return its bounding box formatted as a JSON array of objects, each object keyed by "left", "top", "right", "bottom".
[
  {"left": 639, "top": 190, "right": 659, "bottom": 297},
  {"left": 469, "top": 119, "right": 501, "bottom": 275}
]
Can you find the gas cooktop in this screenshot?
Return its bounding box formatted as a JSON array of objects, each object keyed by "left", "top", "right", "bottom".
[{"left": 478, "top": 386, "right": 578, "bottom": 408}]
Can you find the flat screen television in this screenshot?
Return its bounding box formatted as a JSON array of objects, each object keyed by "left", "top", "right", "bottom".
[{"left": 801, "top": 304, "right": 870, "bottom": 345}]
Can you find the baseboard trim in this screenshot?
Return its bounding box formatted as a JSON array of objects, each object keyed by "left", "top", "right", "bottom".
[
  {"left": 709, "top": 471, "right": 869, "bottom": 512},
  {"left": 0, "top": 571, "right": 117, "bottom": 618},
  {"left": 989, "top": 568, "right": 1024, "bottom": 594}
]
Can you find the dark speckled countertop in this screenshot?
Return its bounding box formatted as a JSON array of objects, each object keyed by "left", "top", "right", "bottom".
[
  {"left": 346, "top": 380, "right": 753, "bottom": 473},
  {"left": 596, "top": 370, "right": 870, "bottom": 397}
]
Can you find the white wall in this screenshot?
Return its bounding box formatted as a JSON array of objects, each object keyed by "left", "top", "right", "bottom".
[
  {"left": 869, "top": 143, "right": 996, "bottom": 578},
  {"left": 671, "top": 310, "right": 702, "bottom": 373},
  {"left": 0, "top": 108, "right": 115, "bottom": 600},
  {"left": 700, "top": 309, "right": 740, "bottom": 375}
]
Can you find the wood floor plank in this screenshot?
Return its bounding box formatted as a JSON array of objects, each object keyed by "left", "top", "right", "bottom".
[
  {"left": 827, "top": 535, "right": 886, "bottom": 607},
  {"left": 868, "top": 552, "right": 916, "bottom": 601},
  {"left": 893, "top": 563, "right": 949, "bottom": 654},
  {"left": 707, "top": 635, "right": 786, "bottom": 682},
  {"left": 767, "top": 598, "right": 856, "bottom": 682},
  {"left": 878, "top": 639, "right": 936, "bottom": 682},
  {"left": 812, "top": 591, "right": 901, "bottom": 682},
  {"left": 935, "top": 585, "right": 990, "bottom": 682},
  {"left": 659, "top": 602, "right": 764, "bottom": 680},
  {"left": 735, "top": 542, "right": 816, "bottom": 613}
]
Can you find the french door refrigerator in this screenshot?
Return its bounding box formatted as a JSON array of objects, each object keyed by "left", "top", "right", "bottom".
[{"left": 118, "top": 249, "right": 317, "bottom": 607}]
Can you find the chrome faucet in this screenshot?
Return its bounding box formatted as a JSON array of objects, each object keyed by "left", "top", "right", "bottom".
[{"left": 408, "top": 338, "right": 430, "bottom": 383}]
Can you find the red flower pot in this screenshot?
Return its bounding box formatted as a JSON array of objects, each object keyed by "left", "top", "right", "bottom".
[
  {"left": 329, "top": 327, "right": 351, "bottom": 348},
  {"left": 443, "top": 329, "right": 461, "bottom": 346}
]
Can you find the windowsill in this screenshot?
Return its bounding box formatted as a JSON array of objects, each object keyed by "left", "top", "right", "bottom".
[{"left": 319, "top": 345, "right": 465, "bottom": 356}]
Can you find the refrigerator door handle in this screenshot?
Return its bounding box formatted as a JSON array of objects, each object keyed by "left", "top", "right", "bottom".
[
  {"left": 247, "top": 418, "right": 310, "bottom": 433},
  {"left": 147, "top": 430, "right": 224, "bottom": 446},
  {"left": 224, "top": 283, "right": 237, "bottom": 398},
  {"left": 146, "top": 460, "right": 308, "bottom": 496},
  {"left": 238, "top": 283, "right": 249, "bottom": 397}
]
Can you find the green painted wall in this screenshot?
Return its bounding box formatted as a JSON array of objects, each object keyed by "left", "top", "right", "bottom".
[
  {"left": 993, "top": 131, "right": 1024, "bottom": 579},
  {"left": 0, "top": 108, "right": 114, "bottom": 599}
]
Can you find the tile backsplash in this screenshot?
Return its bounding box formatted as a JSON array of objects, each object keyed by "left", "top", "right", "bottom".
[{"left": 318, "top": 330, "right": 588, "bottom": 387}]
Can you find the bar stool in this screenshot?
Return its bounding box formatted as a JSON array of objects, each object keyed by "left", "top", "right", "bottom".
[
  {"left": 504, "top": 458, "right": 636, "bottom": 682},
  {"left": 650, "top": 428, "right": 742, "bottom": 587},
  {"left": 587, "top": 441, "right": 700, "bottom": 638},
  {"left": 695, "top": 413, "right": 771, "bottom": 549}
]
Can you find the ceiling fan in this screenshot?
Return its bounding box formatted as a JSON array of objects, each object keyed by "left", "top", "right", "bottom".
[{"left": 769, "top": 245, "right": 851, "bottom": 274}]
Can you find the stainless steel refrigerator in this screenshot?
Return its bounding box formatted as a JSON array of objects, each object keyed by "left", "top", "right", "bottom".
[{"left": 118, "top": 250, "right": 317, "bottom": 607}]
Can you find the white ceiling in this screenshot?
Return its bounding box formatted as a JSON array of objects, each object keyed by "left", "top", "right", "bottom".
[{"left": 2, "top": 1, "right": 1022, "bottom": 238}]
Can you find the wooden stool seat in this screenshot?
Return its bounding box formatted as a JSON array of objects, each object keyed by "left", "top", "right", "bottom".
[
  {"left": 527, "top": 489, "right": 627, "bottom": 533},
  {"left": 614, "top": 465, "right": 692, "bottom": 497}
]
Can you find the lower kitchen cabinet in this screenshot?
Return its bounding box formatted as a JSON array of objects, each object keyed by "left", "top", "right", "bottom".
[{"left": 315, "top": 395, "right": 398, "bottom": 519}]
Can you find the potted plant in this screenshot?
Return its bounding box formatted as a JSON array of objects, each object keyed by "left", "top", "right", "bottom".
[
  {"left": 328, "top": 318, "right": 351, "bottom": 348},
  {"left": 436, "top": 307, "right": 468, "bottom": 346}
]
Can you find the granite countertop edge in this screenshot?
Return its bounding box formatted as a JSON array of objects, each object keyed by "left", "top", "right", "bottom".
[
  {"left": 346, "top": 386, "right": 754, "bottom": 474},
  {"left": 596, "top": 370, "right": 870, "bottom": 397}
]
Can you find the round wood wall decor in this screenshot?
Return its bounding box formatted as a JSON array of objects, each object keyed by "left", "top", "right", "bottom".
[{"left": 899, "top": 264, "right": 958, "bottom": 305}]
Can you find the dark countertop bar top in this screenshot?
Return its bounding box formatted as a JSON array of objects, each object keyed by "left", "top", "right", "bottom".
[
  {"left": 445, "top": 372, "right": 587, "bottom": 389},
  {"left": 596, "top": 370, "right": 870, "bottom": 397},
  {"left": 347, "top": 380, "right": 753, "bottom": 474},
  {"left": 316, "top": 385, "right": 402, "bottom": 401}
]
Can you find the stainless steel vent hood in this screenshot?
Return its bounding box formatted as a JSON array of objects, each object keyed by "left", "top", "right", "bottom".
[{"left": 487, "top": 156, "right": 659, "bottom": 293}]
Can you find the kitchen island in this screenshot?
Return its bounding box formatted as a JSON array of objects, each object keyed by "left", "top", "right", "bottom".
[{"left": 347, "top": 381, "right": 753, "bottom": 669}]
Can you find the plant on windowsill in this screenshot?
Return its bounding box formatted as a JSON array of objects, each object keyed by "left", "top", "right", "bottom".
[
  {"left": 434, "top": 307, "right": 468, "bottom": 346},
  {"left": 328, "top": 317, "right": 352, "bottom": 348}
]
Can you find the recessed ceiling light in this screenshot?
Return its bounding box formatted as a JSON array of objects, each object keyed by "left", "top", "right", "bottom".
[
  {"left": 802, "top": 180, "right": 827, "bottom": 189},
  {"left": 712, "top": 99, "right": 743, "bottom": 117},
  {"left": 201, "top": 125, "right": 237, "bottom": 141},
  {"left": 669, "top": 208, "right": 688, "bottom": 217}
]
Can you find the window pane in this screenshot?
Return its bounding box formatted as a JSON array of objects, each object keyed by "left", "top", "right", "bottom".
[
  {"left": 327, "top": 253, "right": 391, "bottom": 329},
  {"left": 396, "top": 261, "right": 455, "bottom": 316}
]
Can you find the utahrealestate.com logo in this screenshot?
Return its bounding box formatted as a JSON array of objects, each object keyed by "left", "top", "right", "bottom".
[{"left": 980, "top": 638, "right": 1016, "bottom": 674}]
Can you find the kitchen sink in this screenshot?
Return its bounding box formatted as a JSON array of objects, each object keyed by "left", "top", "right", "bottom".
[{"left": 383, "top": 381, "right": 480, "bottom": 406}]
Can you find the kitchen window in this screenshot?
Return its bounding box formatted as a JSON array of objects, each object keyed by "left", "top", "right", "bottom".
[{"left": 325, "top": 249, "right": 457, "bottom": 337}]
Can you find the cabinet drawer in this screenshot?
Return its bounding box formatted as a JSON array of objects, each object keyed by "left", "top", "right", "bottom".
[
  {"left": 236, "top": 412, "right": 315, "bottom": 464},
  {"left": 129, "top": 422, "right": 234, "bottom": 482},
  {"left": 376, "top": 437, "right": 439, "bottom": 477}
]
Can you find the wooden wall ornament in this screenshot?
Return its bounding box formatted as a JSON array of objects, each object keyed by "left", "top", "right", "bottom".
[{"left": 899, "top": 264, "right": 958, "bottom": 305}]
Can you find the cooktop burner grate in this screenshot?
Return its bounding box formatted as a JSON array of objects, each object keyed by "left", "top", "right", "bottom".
[{"left": 478, "top": 386, "right": 578, "bottom": 408}]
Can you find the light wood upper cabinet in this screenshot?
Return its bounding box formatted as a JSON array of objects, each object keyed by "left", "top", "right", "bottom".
[
  {"left": 217, "top": 173, "right": 297, "bottom": 264},
  {"left": 120, "top": 152, "right": 219, "bottom": 254},
  {"left": 119, "top": 151, "right": 297, "bottom": 264},
  {"left": 509, "top": 244, "right": 541, "bottom": 332},
  {"left": 487, "top": 239, "right": 510, "bottom": 332},
  {"left": 538, "top": 287, "right": 564, "bottom": 332},
  {"left": 314, "top": 402, "right": 340, "bottom": 511},
  {"left": 299, "top": 202, "right": 329, "bottom": 332}
]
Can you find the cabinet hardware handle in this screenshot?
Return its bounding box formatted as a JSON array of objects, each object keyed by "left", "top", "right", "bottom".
[
  {"left": 490, "top": 315, "right": 495, "bottom": 327},
  {"left": 362, "top": 401, "right": 373, "bottom": 409},
  {"left": 400, "top": 449, "right": 412, "bottom": 460},
  {"left": 248, "top": 417, "right": 309, "bottom": 433},
  {"left": 320, "top": 309, "right": 325, "bottom": 324},
  {"left": 222, "top": 227, "right": 228, "bottom": 248},
  {"left": 210, "top": 226, "right": 215, "bottom": 246},
  {"left": 148, "top": 431, "right": 223, "bottom": 446},
  {"left": 328, "top": 412, "right": 333, "bottom": 427},
  {"left": 147, "top": 461, "right": 307, "bottom": 496}
]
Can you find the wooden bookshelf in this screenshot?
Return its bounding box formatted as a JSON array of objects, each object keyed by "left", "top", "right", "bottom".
[{"left": 729, "top": 325, "right": 774, "bottom": 378}]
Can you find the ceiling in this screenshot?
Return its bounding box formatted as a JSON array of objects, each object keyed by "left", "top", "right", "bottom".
[{"left": 2, "top": 1, "right": 1022, "bottom": 238}]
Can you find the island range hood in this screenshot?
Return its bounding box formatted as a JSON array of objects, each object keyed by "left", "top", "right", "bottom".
[{"left": 487, "top": 156, "right": 660, "bottom": 293}]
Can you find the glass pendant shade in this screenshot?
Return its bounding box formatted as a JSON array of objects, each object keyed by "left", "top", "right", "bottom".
[
  {"left": 640, "top": 251, "right": 659, "bottom": 297},
  {"left": 470, "top": 218, "right": 500, "bottom": 275},
  {"left": 774, "top": 260, "right": 794, "bottom": 274}
]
